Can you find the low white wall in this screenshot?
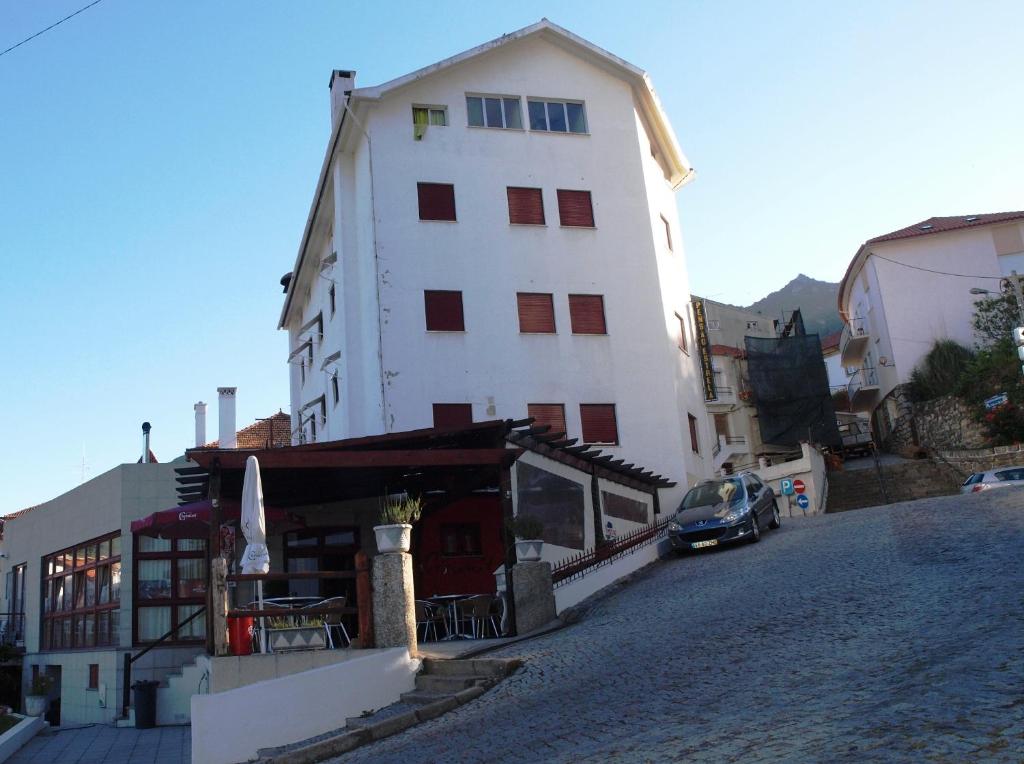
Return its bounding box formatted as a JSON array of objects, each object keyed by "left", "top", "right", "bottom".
[
  {"left": 191, "top": 647, "right": 420, "bottom": 764},
  {"left": 554, "top": 538, "right": 670, "bottom": 614},
  {"left": 0, "top": 715, "right": 43, "bottom": 763},
  {"left": 753, "top": 443, "right": 828, "bottom": 516}
]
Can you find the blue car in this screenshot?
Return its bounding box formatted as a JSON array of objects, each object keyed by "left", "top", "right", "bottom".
[{"left": 667, "top": 474, "right": 780, "bottom": 552}]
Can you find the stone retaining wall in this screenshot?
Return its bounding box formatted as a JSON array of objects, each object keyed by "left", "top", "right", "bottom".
[
  {"left": 914, "top": 395, "right": 989, "bottom": 450},
  {"left": 937, "top": 443, "right": 1024, "bottom": 476}
]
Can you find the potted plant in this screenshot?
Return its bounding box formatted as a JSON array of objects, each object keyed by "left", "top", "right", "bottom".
[
  {"left": 374, "top": 493, "right": 423, "bottom": 554},
  {"left": 24, "top": 675, "right": 52, "bottom": 717},
  {"left": 265, "top": 616, "right": 328, "bottom": 652},
  {"left": 510, "top": 515, "right": 545, "bottom": 562}
]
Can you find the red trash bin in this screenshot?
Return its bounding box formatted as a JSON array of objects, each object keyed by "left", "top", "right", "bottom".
[{"left": 228, "top": 616, "right": 254, "bottom": 656}]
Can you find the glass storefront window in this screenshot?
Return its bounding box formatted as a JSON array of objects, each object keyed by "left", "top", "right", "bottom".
[{"left": 41, "top": 532, "right": 122, "bottom": 651}]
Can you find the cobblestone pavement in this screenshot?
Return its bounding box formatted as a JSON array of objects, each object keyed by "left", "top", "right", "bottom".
[
  {"left": 336, "top": 491, "right": 1024, "bottom": 763},
  {"left": 10, "top": 723, "right": 189, "bottom": 763}
]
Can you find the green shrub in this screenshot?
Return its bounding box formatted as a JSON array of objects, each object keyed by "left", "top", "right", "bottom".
[
  {"left": 907, "top": 340, "right": 975, "bottom": 402},
  {"left": 378, "top": 493, "right": 423, "bottom": 525}
]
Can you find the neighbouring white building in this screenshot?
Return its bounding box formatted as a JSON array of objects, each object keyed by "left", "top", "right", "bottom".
[
  {"left": 838, "top": 211, "right": 1024, "bottom": 439},
  {"left": 279, "top": 20, "right": 712, "bottom": 501}
]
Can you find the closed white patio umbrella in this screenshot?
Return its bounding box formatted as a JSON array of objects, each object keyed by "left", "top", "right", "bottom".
[{"left": 241, "top": 455, "right": 271, "bottom": 651}]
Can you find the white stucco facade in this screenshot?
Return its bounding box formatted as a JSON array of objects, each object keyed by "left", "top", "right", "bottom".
[
  {"left": 281, "top": 21, "right": 712, "bottom": 504},
  {"left": 838, "top": 214, "right": 1024, "bottom": 426}
]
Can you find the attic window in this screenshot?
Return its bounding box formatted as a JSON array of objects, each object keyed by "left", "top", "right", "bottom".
[
  {"left": 919, "top": 224, "right": 934, "bottom": 230},
  {"left": 966, "top": 216, "right": 980, "bottom": 222}
]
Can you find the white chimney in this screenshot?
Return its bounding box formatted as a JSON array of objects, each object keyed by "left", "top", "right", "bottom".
[
  {"left": 217, "top": 387, "right": 237, "bottom": 449},
  {"left": 141, "top": 422, "right": 152, "bottom": 464},
  {"left": 329, "top": 69, "right": 356, "bottom": 130},
  {"left": 194, "top": 401, "right": 207, "bottom": 447}
]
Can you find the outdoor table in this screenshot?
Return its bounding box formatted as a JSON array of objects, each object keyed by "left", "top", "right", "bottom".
[
  {"left": 428, "top": 594, "right": 479, "bottom": 640},
  {"left": 262, "top": 596, "right": 323, "bottom": 609}
]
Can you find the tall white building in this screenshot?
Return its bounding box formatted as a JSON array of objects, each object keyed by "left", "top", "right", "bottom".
[{"left": 279, "top": 20, "right": 712, "bottom": 499}]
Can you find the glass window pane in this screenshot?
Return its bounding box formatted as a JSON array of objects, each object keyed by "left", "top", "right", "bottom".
[
  {"left": 74, "top": 572, "right": 86, "bottom": 609},
  {"left": 74, "top": 616, "right": 85, "bottom": 647},
  {"left": 61, "top": 618, "right": 72, "bottom": 647},
  {"left": 528, "top": 100, "right": 547, "bottom": 130},
  {"left": 110, "top": 608, "right": 120, "bottom": 645},
  {"left": 177, "top": 559, "right": 207, "bottom": 599},
  {"left": 178, "top": 605, "right": 206, "bottom": 640},
  {"left": 83, "top": 614, "right": 95, "bottom": 647},
  {"left": 466, "top": 96, "right": 483, "bottom": 127},
  {"left": 75, "top": 548, "right": 86, "bottom": 567},
  {"left": 547, "top": 102, "right": 567, "bottom": 132},
  {"left": 412, "top": 106, "right": 428, "bottom": 126},
  {"left": 111, "top": 536, "right": 121, "bottom": 558},
  {"left": 324, "top": 531, "right": 356, "bottom": 546},
  {"left": 286, "top": 533, "right": 317, "bottom": 548},
  {"left": 47, "top": 559, "right": 54, "bottom": 576},
  {"left": 138, "top": 607, "right": 171, "bottom": 641},
  {"left": 62, "top": 575, "right": 73, "bottom": 611},
  {"left": 138, "top": 560, "right": 171, "bottom": 599},
  {"left": 138, "top": 537, "right": 171, "bottom": 553},
  {"left": 429, "top": 109, "right": 446, "bottom": 126},
  {"left": 97, "top": 611, "right": 110, "bottom": 647},
  {"left": 110, "top": 562, "right": 121, "bottom": 604},
  {"left": 503, "top": 98, "right": 522, "bottom": 129},
  {"left": 484, "top": 97, "right": 503, "bottom": 128},
  {"left": 52, "top": 556, "right": 63, "bottom": 575},
  {"left": 98, "top": 566, "right": 111, "bottom": 604},
  {"left": 286, "top": 558, "right": 319, "bottom": 598},
  {"left": 86, "top": 544, "right": 97, "bottom": 565},
  {"left": 566, "top": 102, "right": 587, "bottom": 133},
  {"left": 43, "top": 581, "right": 52, "bottom": 614},
  {"left": 85, "top": 568, "right": 96, "bottom": 607},
  {"left": 99, "top": 541, "right": 110, "bottom": 561},
  {"left": 177, "top": 539, "right": 206, "bottom": 552}
]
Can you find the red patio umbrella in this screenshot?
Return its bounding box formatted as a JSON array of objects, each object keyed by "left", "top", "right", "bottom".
[{"left": 130, "top": 500, "right": 304, "bottom": 539}]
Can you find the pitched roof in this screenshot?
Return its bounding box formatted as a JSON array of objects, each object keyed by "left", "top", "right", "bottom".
[
  {"left": 202, "top": 411, "right": 292, "bottom": 450},
  {"left": 866, "top": 212, "right": 1024, "bottom": 245},
  {"left": 820, "top": 330, "right": 842, "bottom": 353},
  {"left": 838, "top": 211, "right": 1024, "bottom": 321},
  {"left": 279, "top": 19, "right": 695, "bottom": 329}
]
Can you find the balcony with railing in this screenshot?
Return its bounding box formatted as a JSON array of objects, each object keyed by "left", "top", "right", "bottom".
[
  {"left": 840, "top": 317, "right": 870, "bottom": 366},
  {"left": 847, "top": 365, "right": 880, "bottom": 412}
]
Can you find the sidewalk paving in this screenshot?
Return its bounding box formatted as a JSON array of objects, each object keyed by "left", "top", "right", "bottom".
[{"left": 9, "top": 724, "right": 189, "bottom": 764}]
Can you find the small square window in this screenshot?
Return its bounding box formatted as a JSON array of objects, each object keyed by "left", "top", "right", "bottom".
[
  {"left": 417, "top": 182, "right": 457, "bottom": 221},
  {"left": 517, "top": 293, "right": 556, "bottom": 333},
  {"left": 424, "top": 290, "right": 465, "bottom": 331},
  {"left": 568, "top": 294, "right": 606, "bottom": 335},
  {"left": 527, "top": 403, "right": 566, "bottom": 435},
  {"left": 507, "top": 187, "right": 545, "bottom": 225},
  {"left": 580, "top": 404, "right": 618, "bottom": 445},
  {"left": 412, "top": 106, "right": 447, "bottom": 127},
  {"left": 557, "top": 190, "right": 595, "bottom": 227}
]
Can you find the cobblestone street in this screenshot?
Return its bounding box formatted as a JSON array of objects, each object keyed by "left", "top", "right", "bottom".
[{"left": 337, "top": 491, "right": 1024, "bottom": 763}]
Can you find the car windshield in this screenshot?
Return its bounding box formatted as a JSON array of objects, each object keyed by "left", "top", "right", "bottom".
[
  {"left": 680, "top": 479, "right": 744, "bottom": 509},
  {"left": 963, "top": 473, "right": 984, "bottom": 486}
]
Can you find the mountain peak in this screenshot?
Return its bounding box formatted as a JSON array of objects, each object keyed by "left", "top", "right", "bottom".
[{"left": 741, "top": 275, "right": 842, "bottom": 337}]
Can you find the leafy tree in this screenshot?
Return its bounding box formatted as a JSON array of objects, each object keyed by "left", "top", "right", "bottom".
[{"left": 972, "top": 288, "right": 1023, "bottom": 347}]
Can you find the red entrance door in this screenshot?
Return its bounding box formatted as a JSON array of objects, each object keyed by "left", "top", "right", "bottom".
[{"left": 415, "top": 495, "right": 504, "bottom": 597}]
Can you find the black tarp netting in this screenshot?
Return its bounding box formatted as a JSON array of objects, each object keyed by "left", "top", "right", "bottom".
[{"left": 744, "top": 334, "right": 842, "bottom": 447}]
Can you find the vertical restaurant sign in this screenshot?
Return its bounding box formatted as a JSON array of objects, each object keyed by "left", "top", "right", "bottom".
[{"left": 691, "top": 298, "right": 717, "bottom": 401}]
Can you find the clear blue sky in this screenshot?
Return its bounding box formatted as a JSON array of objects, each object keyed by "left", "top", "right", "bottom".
[{"left": 2, "top": 1, "right": 1021, "bottom": 512}]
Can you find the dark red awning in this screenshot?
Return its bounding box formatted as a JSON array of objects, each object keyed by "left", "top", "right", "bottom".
[{"left": 130, "top": 500, "right": 303, "bottom": 539}]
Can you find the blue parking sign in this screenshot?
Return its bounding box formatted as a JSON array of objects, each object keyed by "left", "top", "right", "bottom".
[
  {"left": 796, "top": 494, "right": 810, "bottom": 510},
  {"left": 780, "top": 478, "right": 794, "bottom": 495}
]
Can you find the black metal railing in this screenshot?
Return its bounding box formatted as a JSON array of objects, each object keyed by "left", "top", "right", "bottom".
[
  {"left": 121, "top": 606, "right": 206, "bottom": 718},
  {"left": 0, "top": 613, "right": 25, "bottom": 646},
  {"left": 551, "top": 519, "right": 669, "bottom": 588}
]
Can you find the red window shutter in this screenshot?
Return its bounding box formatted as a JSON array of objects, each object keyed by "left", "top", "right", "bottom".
[
  {"left": 557, "top": 189, "right": 594, "bottom": 227},
  {"left": 568, "top": 294, "right": 606, "bottom": 334},
  {"left": 580, "top": 404, "right": 618, "bottom": 444},
  {"left": 527, "top": 403, "right": 567, "bottom": 435},
  {"left": 418, "top": 182, "right": 457, "bottom": 221},
  {"left": 432, "top": 403, "right": 473, "bottom": 428},
  {"left": 517, "top": 293, "right": 556, "bottom": 333},
  {"left": 424, "top": 290, "right": 465, "bottom": 331},
  {"left": 507, "top": 187, "right": 545, "bottom": 225}
]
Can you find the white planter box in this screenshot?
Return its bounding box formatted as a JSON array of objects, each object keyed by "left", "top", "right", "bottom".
[
  {"left": 267, "top": 627, "right": 327, "bottom": 652},
  {"left": 22, "top": 696, "right": 46, "bottom": 717},
  {"left": 374, "top": 524, "right": 412, "bottom": 554},
  {"left": 515, "top": 539, "right": 544, "bottom": 562}
]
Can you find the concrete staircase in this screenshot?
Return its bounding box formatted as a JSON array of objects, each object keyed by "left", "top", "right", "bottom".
[
  {"left": 255, "top": 657, "right": 520, "bottom": 764},
  {"left": 116, "top": 655, "right": 208, "bottom": 728},
  {"left": 827, "top": 458, "right": 962, "bottom": 513}
]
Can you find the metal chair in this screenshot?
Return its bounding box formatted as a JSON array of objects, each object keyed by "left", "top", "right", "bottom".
[
  {"left": 456, "top": 595, "right": 499, "bottom": 639},
  {"left": 415, "top": 600, "right": 445, "bottom": 642},
  {"left": 312, "top": 596, "right": 351, "bottom": 648}
]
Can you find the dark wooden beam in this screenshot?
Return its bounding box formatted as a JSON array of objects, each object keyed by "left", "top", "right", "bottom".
[{"left": 189, "top": 447, "right": 523, "bottom": 471}]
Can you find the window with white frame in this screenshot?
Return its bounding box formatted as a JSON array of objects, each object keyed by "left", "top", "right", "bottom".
[
  {"left": 412, "top": 105, "right": 448, "bottom": 127},
  {"left": 527, "top": 99, "right": 587, "bottom": 133},
  {"left": 466, "top": 95, "right": 523, "bottom": 129}
]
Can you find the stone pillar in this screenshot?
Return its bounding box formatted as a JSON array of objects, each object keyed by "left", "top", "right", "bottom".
[
  {"left": 372, "top": 553, "right": 416, "bottom": 650},
  {"left": 512, "top": 561, "right": 557, "bottom": 635},
  {"left": 210, "top": 557, "right": 230, "bottom": 657}
]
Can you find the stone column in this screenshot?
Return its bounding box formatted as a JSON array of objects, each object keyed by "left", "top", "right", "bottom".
[
  {"left": 372, "top": 553, "right": 417, "bottom": 650},
  {"left": 512, "top": 561, "right": 557, "bottom": 635}
]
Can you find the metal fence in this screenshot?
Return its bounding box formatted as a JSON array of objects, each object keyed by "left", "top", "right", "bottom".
[{"left": 551, "top": 518, "right": 669, "bottom": 588}]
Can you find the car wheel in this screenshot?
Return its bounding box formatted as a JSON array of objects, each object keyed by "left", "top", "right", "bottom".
[
  {"left": 749, "top": 512, "right": 761, "bottom": 543},
  {"left": 769, "top": 500, "right": 781, "bottom": 529}
]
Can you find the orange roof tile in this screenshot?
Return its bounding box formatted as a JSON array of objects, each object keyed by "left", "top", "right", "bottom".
[{"left": 203, "top": 411, "right": 292, "bottom": 450}]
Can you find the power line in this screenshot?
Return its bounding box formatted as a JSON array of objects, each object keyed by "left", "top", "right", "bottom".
[
  {"left": 870, "top": 252, "right": 1004, "bottom": 280},
  {"left": 0, "top": 0, "right": 106, "bottom": 59}
]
